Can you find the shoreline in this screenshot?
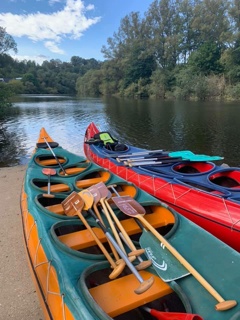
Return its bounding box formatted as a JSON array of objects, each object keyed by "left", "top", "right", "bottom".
[{"left": 0, "top": 165, "right": 43, "bottom": 319}]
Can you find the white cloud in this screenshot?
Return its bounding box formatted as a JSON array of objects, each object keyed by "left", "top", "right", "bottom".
[
  {"left": 44, "top": 41, "right": 65, "bottom": 54},
  {"left": 49, "top": 0, "right": 63, "bottom": 5},
  {"left": 0, "top": 0, "right": 101, "bottom": 54},
  {"left": 12, "top": 54, "right": 50, "bottom": 65}
]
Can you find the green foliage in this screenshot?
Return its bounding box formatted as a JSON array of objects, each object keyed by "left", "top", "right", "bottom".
[
  {"left": 149, "top": 69, "right": 175, "bottom": 98},
  {"left": 188, "top": 42, "right": 223, "bottom": 75},
  {"left": 8, "top": 79, "right": 24, "bottom": 94},
  {"left": 0, "top": 82, "right": 14, "bottom": 107},
  {"left": 174, "top": 66, "right": 196, "bottom": 99},
  {"left": 225, "top": 83, "right": 240, "bottom": 100},
  {"left": 123, "top": 44, "right": 156, "bottom": 88},
  {"left": 2, "top": 0, "right": 240, "bottom": 100},
  {"left": 0, "top": 27, "right": 17, "bottom": 54},
  {"left": 76, "top": 70, "right": 103, "bottom": 96}
]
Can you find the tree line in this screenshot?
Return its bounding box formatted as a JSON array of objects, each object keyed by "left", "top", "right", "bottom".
[{"left": 2, "top": 0, "right": 240, "bottom": 102}]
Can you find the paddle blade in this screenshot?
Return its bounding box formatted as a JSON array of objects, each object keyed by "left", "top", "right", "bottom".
[
  {"left": 62, "top": 191, "right": 84, "bottom": 216},
  {"left": 79, "top": 189, "right": 94, "bottom": 210},
  {"left": 88, "top": 185, "right": 101, "bottom": 204},
  {"left": 93, "top": 181, "right": 109, "bottom": 198},
  {"left": 168, "top": 150, "right": 223, "bottom": 162},
  {"left": 112, "top": 196, "right": 146, "bottom": 216},
  {"left": 185, "top": 155, "right": 224, "bottom": 162},
  {"left": 140, "top": 229, "right": 189, "bottom": 282},
  {"left": 42, "top": 168, "right": 56, "bottom": 176}
]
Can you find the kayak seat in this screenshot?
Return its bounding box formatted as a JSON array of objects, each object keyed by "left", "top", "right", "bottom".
[
  {"left": 89, "top": 271, "right": 173, "bottom": 318},
  {"left": 46, "top": 203, "right": 65, "bottom": 215},
  {"left": 94, "top": 132, "right": 118, "bottom": 145},
  {"left": 59, "top": 166, "right": 87, "bottom": 176},
  {"left": 75, "top": 171, "right": 111, "bottom": 189},
  {"left": 85, "top": 131, "right": 128, "bottom": 152},
  {"left": 35, "top": 156, "right": 66, "bottom": 166},
  {"left": 59, "top": 211, "right": 175, "bottom": 251},
  {"left": 41, "top": 183, "right": 71, "bottom": 193}
]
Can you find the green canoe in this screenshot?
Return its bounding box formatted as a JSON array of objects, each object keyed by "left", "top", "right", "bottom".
[{"left": 20, "top": 128, "right": 240, "bottom": 320}]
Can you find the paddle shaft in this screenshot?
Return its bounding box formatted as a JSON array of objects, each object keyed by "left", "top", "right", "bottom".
[
  {"left": 93, "top": 202, "right": 121, "bottom": 261},
  {"left": 107, "top": 185, "right": 152, "bottom": 269},
  {"left": 87, "top": 185, "right": 122, "bottom": 262},
  {"left": 129, "top": 159, "right": 186, "bottom": 167},
  {"left": 87, "top": 207, "right": 154, "bottom": 293},
  {"left": 72, "top": 204, "right": 117, "bottom": 269},
  {"left": 118, "top": 153, "right": 166, "bottom": 162},
  {"left": 136, "top": 214, "right": 236, "bottom": 309},
  {"left": 105, "top": 200, "right": 138, "bottom": 252},
  {"left": 42, "top": 168, "right": 56, "bottom": 196},
  {"left": 100, "top": 198, "right": 126, "bottom": 253},
  {"left": 126, "top": 156, "right": 181, "bottom": 163},
  {"left": 108, "top": 185, "right": 146, "bottom": 253},
  {"left": 115, "top": 149, "right": 164, "bottom": 158},
  {"left": 43, "top": 137, "right": 67, "bottom": 175}
]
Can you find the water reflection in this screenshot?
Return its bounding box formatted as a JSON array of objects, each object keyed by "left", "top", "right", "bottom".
[{"left": 0, "top": 95, "right": 240, "bottom": 167}]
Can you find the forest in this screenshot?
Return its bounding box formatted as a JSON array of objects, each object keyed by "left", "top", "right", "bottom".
[{"left": 1, "top": 0, "right": 240, "bottom": 102}]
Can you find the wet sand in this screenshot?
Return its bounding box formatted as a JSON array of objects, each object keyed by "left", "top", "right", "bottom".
[{"left": 0, "top": 166, "right": 44, "bottom": 319}]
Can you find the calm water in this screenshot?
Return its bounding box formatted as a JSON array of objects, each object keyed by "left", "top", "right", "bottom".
[{"left": 0, "top": 94, "right": 240, "bottom": 167}]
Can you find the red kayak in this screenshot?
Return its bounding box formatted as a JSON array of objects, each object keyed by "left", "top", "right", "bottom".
[{"left": 84, "top": 122, "right": 240, "bottom": 252}]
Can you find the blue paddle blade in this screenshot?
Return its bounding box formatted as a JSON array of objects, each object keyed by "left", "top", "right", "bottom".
[
  {"left": 169, "top": 151, "right": 223, "bottom": 162},
  {"left": 140, "top": 229, "right": 190, "bottom": 282}
]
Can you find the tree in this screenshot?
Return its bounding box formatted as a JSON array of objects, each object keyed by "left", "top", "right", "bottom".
[
  {"left": 0, "top": 82, "right": 14, "bottom": 107},
  {"left": 145, "top": 0, "right": 183, "bottom": 69},
  {"left": 188, "top": 42, "right": 223, "bottom": 75},
  {"left": 191, "top": 0, "right": 230, "bottom": 48},
  {"left": 123, "top": 43, "right": 156, "bottom": 88},
  {"left": 0, "top": 27, "right": 17, "bottom": 54}
]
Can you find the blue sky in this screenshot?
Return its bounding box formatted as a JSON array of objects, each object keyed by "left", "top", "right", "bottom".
[{"left": 0, "top": 0, "right": 153, "bottom": 64}]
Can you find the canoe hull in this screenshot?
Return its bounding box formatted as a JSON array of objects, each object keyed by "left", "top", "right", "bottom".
[{"left": 84, "top": 122, "right": 240, "bottom": 252}]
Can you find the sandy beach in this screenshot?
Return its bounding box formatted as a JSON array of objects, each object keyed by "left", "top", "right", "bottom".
[{"left": 0, "top": 166, "right": 44, "bottom": 320}]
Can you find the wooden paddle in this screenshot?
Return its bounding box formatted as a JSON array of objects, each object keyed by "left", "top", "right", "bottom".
[
  {"left": 79, "top": 189, "right": 154, "bottom": 294},
  {"left": 95, "top": 182, "right": 152, "bottom": 270},
  {"left": 87, "top": 184, "right": 122, "bottom": 263},
  {"left": 112, "top": 195, "right": 237, "bottom": 311},
  {"left": 62, "top": 192, "right": 125, "bottom": 279},
  {"left": 42, "top": 168, "right": 56, "bottom": 197},
  {"left": 43, "top": 136, "right": 68, "bottom": 175}
]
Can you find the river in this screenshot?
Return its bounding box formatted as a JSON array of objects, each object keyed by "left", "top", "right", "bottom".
[{"left": 0, "top": 94, "right": 239, "bottom": 167}]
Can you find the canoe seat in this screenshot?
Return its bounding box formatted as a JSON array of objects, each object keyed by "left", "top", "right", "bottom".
[
  {"left": 59, "top": 167, "right": 86, "bottom": 175},
  {"left": 89, "top": 271, "right": 173, "bottom": 317},
  {"left": 41, "top": 183, "right": 71, "bottom": 193},
  {"left": 58, "top": 211, "right": 175, "bottom": 250},
  {"left": 59, "top": 227, "right": 105, "bottom": 250},
  {"left": 46, "top": 203, "right": 65, "bottom": 215},
  {"left": 36, "top": 158, "right": 65, "bottom": 166},
  {"left": 76, "top": 171, "right": 111, "bottom": 189}
]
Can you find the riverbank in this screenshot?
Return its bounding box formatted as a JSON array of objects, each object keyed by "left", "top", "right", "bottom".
[{"left": 0, "top": 166, "right": 43, "bottom": 319}]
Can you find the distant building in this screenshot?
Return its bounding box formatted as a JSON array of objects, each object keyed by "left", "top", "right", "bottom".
[{"left": 0, "top": 77, "right": 22, "bottom": 83}]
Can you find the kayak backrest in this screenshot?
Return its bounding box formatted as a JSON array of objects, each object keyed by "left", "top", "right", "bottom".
[{"left": 94, "top": 132, "right": 118, "bottom": 145}]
